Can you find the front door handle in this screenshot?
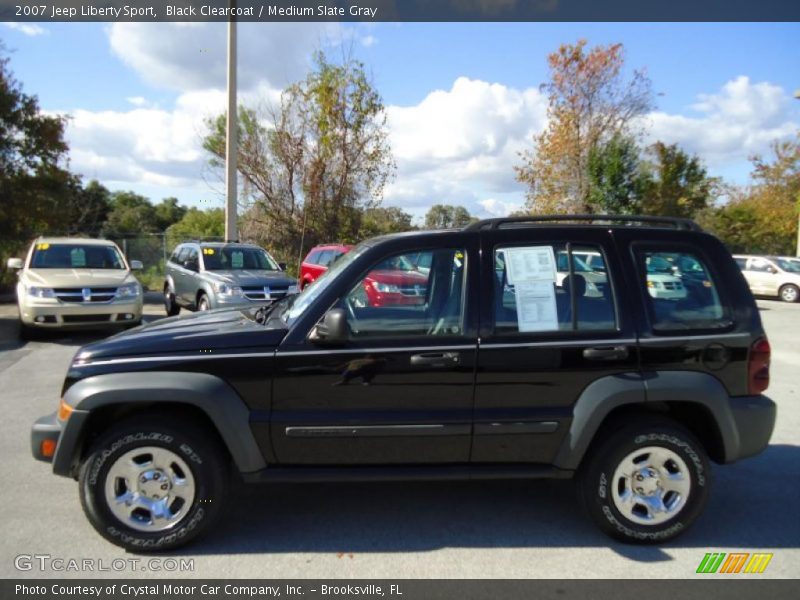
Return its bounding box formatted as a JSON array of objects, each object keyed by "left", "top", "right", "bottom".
[
  {"left": 410, "top": 352, "right": 460, "bottom": 368},
  {"left": 583, "top": 346, "right": 629, "bottom": 361}
]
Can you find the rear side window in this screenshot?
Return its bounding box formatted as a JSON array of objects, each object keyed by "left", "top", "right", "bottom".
[
  {"left": 305, "top": 250, "right": 321, "bottom": 265},
  {"left": 634, "top": 248, "right": 731, "bottom": 332},
  {"left": 494, "top": 244, "right": 617, "bottom": 334},
  {"left": 317, "top": 250, "right": 334, "bottom": 267}
]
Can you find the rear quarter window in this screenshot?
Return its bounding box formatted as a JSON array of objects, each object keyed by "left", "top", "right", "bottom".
[{"left": 634, "top": 247, "right": 732, "bottom": 333}]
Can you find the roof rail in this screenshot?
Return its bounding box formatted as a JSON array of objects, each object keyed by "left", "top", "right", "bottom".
[{"left": 464, "top": 214, "right": 703, "bottom": 232}]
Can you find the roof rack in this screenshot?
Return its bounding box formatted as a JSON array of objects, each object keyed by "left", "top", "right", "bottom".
[{"left": 464, "top": 214, "right": 703, "bottom": 232}]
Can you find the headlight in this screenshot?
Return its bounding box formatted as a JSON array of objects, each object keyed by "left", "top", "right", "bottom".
[
  {"left": 647, "top": 280, "right": 661, "bottom": 289},
  {"left": 373, "top": 282, "right": 400, "bottom": 293},
  {"left": 287, "top": 284, "right": 299, "bottom": 294},
  {"left": 116, "top": 282, "right": 141, "bottom": 298},
  {"left": 28, "top": 286, "right": 55, "bottom": 298},
  {"left": 215, "top": 283, "right": 243, "bottom": 296}
]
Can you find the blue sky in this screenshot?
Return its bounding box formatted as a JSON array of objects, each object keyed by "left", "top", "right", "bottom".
[{"left": 2, "top": 21, "right": 799, "bottom": 220}]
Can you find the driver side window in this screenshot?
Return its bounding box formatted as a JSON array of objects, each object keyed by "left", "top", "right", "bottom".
[{"left": 342, "top": 248, "right": 467, "bottom": 338}]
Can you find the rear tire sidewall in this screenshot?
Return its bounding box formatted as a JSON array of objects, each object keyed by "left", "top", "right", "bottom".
[
  {"left": 79, "top": 421, "right": 226, "bottom": 552},
  {"left": 579, "top": 420, "right": 710, "bottom": 544},
  {"left": 779, "top": 284, "right": 799, "bottom": 303}
]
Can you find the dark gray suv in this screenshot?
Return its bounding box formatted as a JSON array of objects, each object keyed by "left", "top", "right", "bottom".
[{"left": 163, "top": 242, "right": 298, "bottom": 314}]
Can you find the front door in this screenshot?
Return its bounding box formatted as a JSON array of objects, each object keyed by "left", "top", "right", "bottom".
[{"left": 271, "top": 242, "right": 478, "bottom": 465}]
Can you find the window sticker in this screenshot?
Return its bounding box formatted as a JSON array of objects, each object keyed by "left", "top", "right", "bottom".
[
  {"left": 70, "top": 248, "right": 87, "bottom": 267},
  {"left": 504, "top": 246, "right": 556, "bottom": 284},
  {"left": 515, "top": 280, "right": 559, "bottom": 332},
  {"left": 36, "top": 243, "right": 50, "bottom": 251},
  {"left": 203, "top": 248, "right": 215, "bottom": 255},
  {"left": 231, "top": 251, "right": 244, "bottom": 268}
]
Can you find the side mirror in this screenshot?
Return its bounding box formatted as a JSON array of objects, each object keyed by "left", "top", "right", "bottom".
[
  {"left": 767, "top": 266, "right": 777, "bottom": 274},
  {"left": 278, "top": 262, "right": 287, "bottom": 271},
  {"left": 130, "top": 260, "right": 143, "bottom": 270},
  {"left": 309, "top": 308, "right": 348, "bottom": 344},
  {"left": 6, "top": 258, "right": 23, "bottom": 270}
]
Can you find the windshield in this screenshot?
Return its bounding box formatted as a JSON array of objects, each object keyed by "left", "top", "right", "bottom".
[
  {"left": 202, "top": 246, "right": 279, "bottom": 271},
  {"left": 556, "top": 252, "right": 593, "bottom": 273},
  {"left": 285, "top": 244, "right": 370, "bottom": 325},
  {"left": 30, "top": 243, "right": 126, "bottom": 269},
  {"left": 772, "top": 258, "right": 800, "bottom": 273}
]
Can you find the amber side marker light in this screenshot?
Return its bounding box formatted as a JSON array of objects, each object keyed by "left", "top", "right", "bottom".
[
  {"left": 41, "top": 439, "right": 57, "bottom": 458},
  {"left": 58, "top": 398, "right": 73, "bottom": 421}
]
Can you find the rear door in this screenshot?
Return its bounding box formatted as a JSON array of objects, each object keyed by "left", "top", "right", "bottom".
[{"left": 472, "top": 227, "right": 640, "bottom": 464}]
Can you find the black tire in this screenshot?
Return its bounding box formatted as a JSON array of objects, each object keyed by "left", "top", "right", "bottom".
[
  {"left": 78, "top": 416, "right": 229, "bottom": 552},
  {"left": 779, "top": 284, "right": 799, "bottom": 303},
  {"left": 197, "top": 293, "right": 210, "bottom": 311},
  {"left": 577, "top": 416, "right": 710, "bottom": 544},
  {"left": 164, "top": 285, "right": 180, "bottom": 316}
]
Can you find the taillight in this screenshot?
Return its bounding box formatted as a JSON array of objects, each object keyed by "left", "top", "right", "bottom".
[{"left": 748, "top": 337, "right": 771, "bottom": 394}]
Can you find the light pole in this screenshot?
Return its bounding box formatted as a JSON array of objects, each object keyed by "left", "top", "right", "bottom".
[
  {"left": 795, "top": 90, "right": 800, "bottom": 257},
  {"left": 225, "top": 12, "right": 238, "bottom": 242}
]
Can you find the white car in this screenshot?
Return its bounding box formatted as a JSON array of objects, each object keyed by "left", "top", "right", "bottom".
[
  {"left": 734, "top": 254, "right": 800, "bottom": 302},
  {"left": 572, "top": 250, "right": 686, "bottom": 300},
  {"left": 7, "top": 237, "right": 144, "bottom": 338}
]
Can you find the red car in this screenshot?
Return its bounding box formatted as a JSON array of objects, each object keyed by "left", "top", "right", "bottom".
[
  {"left": 300, "top": 245, "right": 429, "bottom": 307},
  {"left": 299, "top": 244, "right": 352, "bottom": 289},
  {"left": 357, "top": 255, "right": 429, "bottom": 307}
]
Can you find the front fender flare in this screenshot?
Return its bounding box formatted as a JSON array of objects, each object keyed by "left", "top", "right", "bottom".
[{"left": 55, "top": 371, "right": 266, "bottom": 476}]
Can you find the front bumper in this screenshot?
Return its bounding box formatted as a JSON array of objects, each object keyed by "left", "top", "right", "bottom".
[
  {"left": 728, "top": 394, "right": 777, "bottom": 462},
  {"left": 31, "top": 409, "right": 89, "bottom": 476},
  {"left": 31, "top": 412, "right": 61, "bottom": 463},
  {"left": 20, "top": 296, "right": 143, "bottom": 328}
]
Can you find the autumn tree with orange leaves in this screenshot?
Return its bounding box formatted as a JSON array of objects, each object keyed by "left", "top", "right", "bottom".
[{"left": 516, "top": 40, "right": 653, "bottom": 214}]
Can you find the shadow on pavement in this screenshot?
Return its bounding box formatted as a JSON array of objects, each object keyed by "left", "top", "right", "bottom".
[{"left": 181, "top": 443, "right": 799, "bottom": 561}]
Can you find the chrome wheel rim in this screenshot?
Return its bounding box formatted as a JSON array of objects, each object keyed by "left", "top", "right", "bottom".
[
  {"left": 104, "top": 446, "right": 196, "bottom": 533},
  {"left": 198, "top": 298, "right": 209, "bottom": 311},
  {"left": 611, "top": 446, "right": 691, "bottom": 526},
  {"left": 781, "top": 286, "right": 798, "bottom": 302}
]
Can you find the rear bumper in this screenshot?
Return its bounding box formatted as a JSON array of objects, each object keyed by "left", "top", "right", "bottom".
[{"left": 728, "top": 394, "right": 776, "bottom": 462}]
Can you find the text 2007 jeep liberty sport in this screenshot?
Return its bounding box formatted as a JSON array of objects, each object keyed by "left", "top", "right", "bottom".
[{"left": 31, "top": 215, "right": 776, "bottom": 551}]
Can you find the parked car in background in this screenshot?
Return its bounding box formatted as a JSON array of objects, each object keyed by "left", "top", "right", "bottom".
[
  {"left": 572, "top": 249, "right": 686, "bottom": 300},
  {"left": 350, "top": 254, "right": 430, "bottom": 307},
  {"left": 734, "top": 254, "right": 800, "bottom": 302},
  {"left": 163, "top": 242, "right": 298, "bottom": 314},
  {"left": 7, "top": 237, "right": 143, "bottom": 338},
  {"left": 299, "top": 244, "right": 352, "bottom": 289}
]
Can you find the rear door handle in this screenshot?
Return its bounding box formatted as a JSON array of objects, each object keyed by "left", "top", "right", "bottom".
[
  {"left": 583, "top": 346, "right": 629, "bottom": 361},
  {"left": 410, "top": 352, "right": 461, "bottom": 368}
]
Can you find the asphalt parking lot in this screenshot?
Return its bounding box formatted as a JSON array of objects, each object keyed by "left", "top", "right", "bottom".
[{"left": 0, "top": 294, "right": 797, "bottom": 579}]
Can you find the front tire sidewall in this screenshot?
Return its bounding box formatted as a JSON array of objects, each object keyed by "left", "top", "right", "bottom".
[
  {"left": 79, "top": 424, "right": 225, "bottom": 552},
  {"left": 580, "top": 423, "right": 710, "bottom": 544}
]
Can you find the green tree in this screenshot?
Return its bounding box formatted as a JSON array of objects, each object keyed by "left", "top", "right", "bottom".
[
  {"left": 699, "top": 134, "right": 799, "bottom": 254},
  {"left": 154, "top": 197, "right": 187, "bottom": 231},
  {"left": 166, "top": 208, "right": 224, "bottom": 247},
  {"left": 204, "top": 51, "right": 395, "bottom": 266},
  {"left": 586, "top": 135, "right": 646, "bottom": 214},
  {"left": 424, "top": 204, "right": 477, "bottom": 229},
  {"left": 359, "top": 206, "right": 415, "bottom": 238},
  {"left": 638, "top": 142, "right": 716, "bottom": 218},
  {"left": 516, "top": 40, "right": 653, "bottom": 214},
  {"left": 102, "top": 191, "right": 159, "bottom": 236}
]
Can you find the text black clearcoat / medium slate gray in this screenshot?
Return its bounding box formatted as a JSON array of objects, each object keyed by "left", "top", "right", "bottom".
[{"left": 31, "top": 216, "right": 777, "bottom": 550}]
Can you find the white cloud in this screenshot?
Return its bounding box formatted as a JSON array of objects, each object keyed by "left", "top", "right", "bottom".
[
  {"left": 642, "top": 76, "right": 798, "bottom": 168},
  {"left": 107, "top": 22, "right": 337, "bottom": 93},
  {"left": 2, "top": 22, "right": 48, "bottom": 36},
  {"left": 61, "top": 73, "right": 798, "bottom": 216},
  {"left": 126, "top": 96, "right": 148, "bottom": 107},
  {"left": 361, "top": 35, "right": 378, "bottom": 48}
]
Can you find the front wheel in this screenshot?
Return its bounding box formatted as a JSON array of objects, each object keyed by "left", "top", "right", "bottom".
[
  {"left": 197, "top": 293, "right": 210, "bottom": 311},
  {"left": 79, "top": 417, "right": 228, "bottom": 552},
  {"left": 577, "top": 417, "right": 710, "bottom": 544},
  {"left": 164, "top": 284, "right": 180, "bottom": 316},
  {"left": 779, "top": 284, "right": 799, "bottom": 303}
]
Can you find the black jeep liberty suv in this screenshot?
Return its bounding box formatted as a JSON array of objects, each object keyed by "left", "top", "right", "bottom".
[{"left": 32, "top": 215, "right": 776, "bottom": 551}]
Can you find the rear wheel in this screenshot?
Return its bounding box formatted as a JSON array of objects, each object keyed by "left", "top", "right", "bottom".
[
  {"left": 779, "top": 284, "right": 799, "bottom": 303},
  {"left": 577, "top": 417, "right": 710, "bottom": 544},
  {"left": 78, "top": 416, "right": 228, "bottom": 552}
]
